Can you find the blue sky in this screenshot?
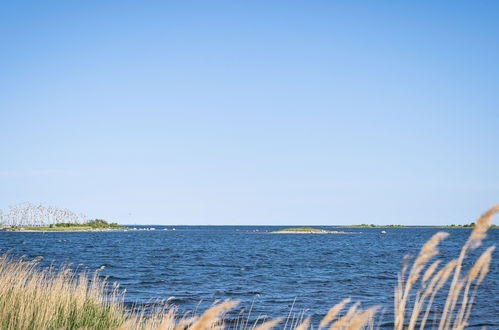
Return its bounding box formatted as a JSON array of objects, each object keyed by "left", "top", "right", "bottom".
[{"left": 1, "top": 1, "right": 498, "bottom": 225}]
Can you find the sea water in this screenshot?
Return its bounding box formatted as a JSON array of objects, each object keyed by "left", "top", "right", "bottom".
[{"left": 1, "top": 226, "right": 497, "bottom": 328}]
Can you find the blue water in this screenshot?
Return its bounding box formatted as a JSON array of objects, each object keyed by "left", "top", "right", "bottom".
[{"left": 1, "top": 227, "right": 497, "bottom": 328}]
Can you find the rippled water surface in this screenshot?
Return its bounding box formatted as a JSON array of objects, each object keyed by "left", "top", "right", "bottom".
[{"left": 1, "top": 227, "right": 497, "bottom": 328}]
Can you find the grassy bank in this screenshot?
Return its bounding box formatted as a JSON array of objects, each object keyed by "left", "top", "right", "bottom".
[
  {"left": 336, "top": 224, "right": 407, "bottom": 228},
  {"left": 333, "top": 224, "right": 499, "bottom": 229},
  {"left": 271, "top": 227, "right": 347, "bottom": 234},
  {"left": 2, "top": 219, "right": 127, "bottom": 232},
  {"left": 0, "top": 205, "right": 497, "bottom": 329}
]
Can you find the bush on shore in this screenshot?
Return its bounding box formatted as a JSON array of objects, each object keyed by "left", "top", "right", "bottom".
[{"left": 53, "top": 219, "right": 121, "bottom": 229}]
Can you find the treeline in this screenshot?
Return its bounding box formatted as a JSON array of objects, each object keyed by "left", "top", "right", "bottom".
[
  {"left": 448, "top": 223, "right": 474, "bottom": 227},
  {"left": 350, "top": 224, "right": 406, "bottom": 228},
  {"left": 51, "top": 219, "right": 121, "bottom": 229}
]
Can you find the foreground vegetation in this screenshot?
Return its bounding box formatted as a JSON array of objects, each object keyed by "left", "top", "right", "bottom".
[{"left": 0, "top": 205, "right": 497, "bottom": 329}]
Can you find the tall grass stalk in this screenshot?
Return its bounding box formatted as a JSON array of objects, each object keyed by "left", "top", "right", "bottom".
[
  {"left": 394, "top": 204, "right": 498, "bottom": 330},
  {"left": 438, "top": 204, "right": 499, "bottom": 330},
  {"left": 0, "top": 254, "right": 126, "bottom": 329}
]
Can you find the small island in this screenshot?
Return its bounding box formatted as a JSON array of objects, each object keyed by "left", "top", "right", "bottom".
[{"left": 271, "top": 227, "right": 348, "bottom": 234}]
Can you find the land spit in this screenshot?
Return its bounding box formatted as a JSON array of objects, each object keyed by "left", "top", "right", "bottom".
[{"left": 270, "top": 227, "right": 352, "bottom": 234}]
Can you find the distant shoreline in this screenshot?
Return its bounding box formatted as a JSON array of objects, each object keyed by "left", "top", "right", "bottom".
[
  {"left": 270, "top": 230, "right": 350, "bottom": 234},
  {"left": 0, "top": 227, "right": 130, "bottom": 233},
  {"left": 0, "top": 226, "right": 169, "bottom": 233},
  {"left": 1, "top": 225, "right": 496, "bottom": 233},
  {"left": 0, "top": 219, "right": 131, "bottom": 232},
  {"left": 331, "top": 225, "right": 498, "bottom": 229}
]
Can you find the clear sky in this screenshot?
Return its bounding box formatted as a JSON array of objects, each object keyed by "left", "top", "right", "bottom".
[{"left": 1, "top": 1, "right": 498, "bottom": 225}]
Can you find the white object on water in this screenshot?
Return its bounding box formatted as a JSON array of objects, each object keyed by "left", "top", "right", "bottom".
[{"left": 380, "top": 230, "right": 387, "bottom": 234}]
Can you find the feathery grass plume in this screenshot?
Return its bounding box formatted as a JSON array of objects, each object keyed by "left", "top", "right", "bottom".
[
  {"left": 329, "top": 301, "right": 360, "bottom": 329},
  {"left": 253, "top": 318, "right": 283, "bottom": 330},
  {"left": 327, "top": 303, "right": 379, "bottom": 330},
  {"left": 188, "top": 300, "right": 239, "bottom": 330},
  {"left": 406, "top": 260, "right": 444, "bottom": 329},
  {"left": 453, "top": 245, "right": 495, "bottom": 329},
  {"left": 421, "top": 260, "right": 441, "bottom": 285},
  {"left": 414, "top": 260, "right": 457, "bottom": 330},
  {"left": 319, "top": 298, "right": 351, "bottom": 329},
  {"left": 173, "top": 316, "right": 199, "bottom": 330},
  {"left": 394, "top": 232, "right": 449, "bottom": 330},
  {"left": 468, "top": 204, "right": 499, "bottom": 249},
  {"left": 347, "top": 306, "right": 380, "bottom": 330},
  {"left": 294, "top": 317, "right": 310, "bottom": 330},
  {"left": 439, "top": 204, "right": 499, "bottom": 330},
  {"left": 394, "top": 255, "right": 410, "bottom": 322},
  {"left": 142, "top": 307, "right": 177, "bottom": 329},
  {"left": 407, "top": 260, "right": 441, "bottom": 329}
]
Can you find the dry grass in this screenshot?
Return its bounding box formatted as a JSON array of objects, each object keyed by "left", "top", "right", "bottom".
[
  {"left": 0, "top": 205, "right": 496, "bottom": 329},
  {"left": 394, "top": 204, "right": 498, "bottom": 330},
  {"left": 0, "top": 254, "right": 126, "bottom": 329}
]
